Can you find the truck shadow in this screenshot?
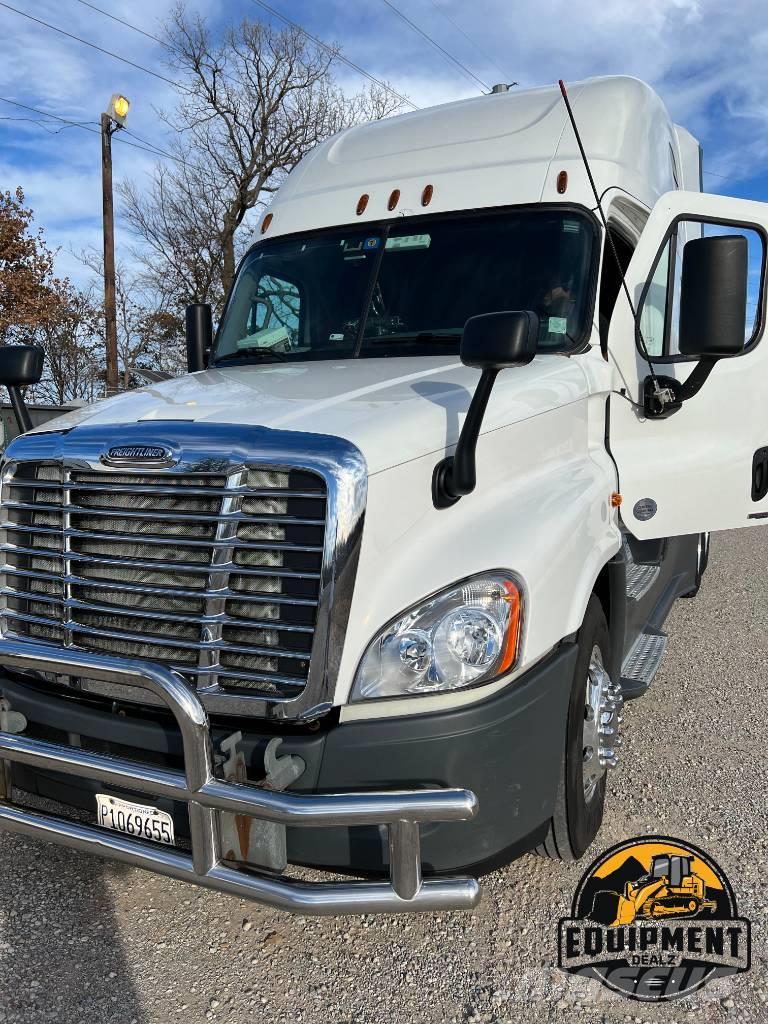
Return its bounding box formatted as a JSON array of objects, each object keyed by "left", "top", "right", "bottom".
[
  {"left": 410, "top": 380, "right": 467, "bottom": 454},
  {"left": 0, "top": 831, "right": 143, "bottom": 1023}
]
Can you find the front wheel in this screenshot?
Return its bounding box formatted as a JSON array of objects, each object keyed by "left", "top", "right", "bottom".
[{"left": 536, "top": 595, "right": 623, "bottom": 861}]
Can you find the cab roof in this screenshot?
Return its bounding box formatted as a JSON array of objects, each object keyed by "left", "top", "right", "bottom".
[{"left": 262, "top": 76, "right": 699, "bottom": 240}]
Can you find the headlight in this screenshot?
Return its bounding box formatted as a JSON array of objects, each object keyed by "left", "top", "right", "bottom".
[{"left": 351, "top": 573, "right": 523, "bottom": 701}]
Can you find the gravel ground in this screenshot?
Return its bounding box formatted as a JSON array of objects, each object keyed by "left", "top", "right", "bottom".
[{"left": 0, "top": 527, "right": 766, "bottom": 1024}]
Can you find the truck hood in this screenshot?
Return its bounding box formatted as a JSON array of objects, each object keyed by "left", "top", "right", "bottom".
[{"left": 31, "top": 356, "right": 589, "bottom": 475}]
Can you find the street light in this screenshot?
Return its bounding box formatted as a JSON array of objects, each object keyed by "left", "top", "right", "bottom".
[
  {"left": 107, "top": 93, "right": 130, "bottom": 126},
  {"left": 101, "top": 93, "right": 130, "bottom": 395}
]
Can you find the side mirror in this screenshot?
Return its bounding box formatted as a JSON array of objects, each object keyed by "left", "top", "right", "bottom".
[
  {"left": 0, "top": 344, "right": 44, "bottom": 434},
  {"left": 185, "top": 303, "right": 212, "bottom": 372},
  {"left": 644, "top": 235, "right": 748, "bottom": 418},
  {"left": 433, "top": 311, "right": 540, "bottom": 509},
  {"left": 460, "top": 310, "right": 539, "bottom": 369},
  {"left": 679, "top": 235, "right": 747, "bottom": 358}
]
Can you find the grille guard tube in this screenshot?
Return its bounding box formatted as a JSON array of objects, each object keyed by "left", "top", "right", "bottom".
[{"left": 0, "top": 639, "right": 480, "bottom": 914}]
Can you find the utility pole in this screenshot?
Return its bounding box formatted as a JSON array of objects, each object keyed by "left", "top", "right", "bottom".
[
  {"left": 100, "top": 94, "right": 130, "bottom": 397},
  {"left": 100, "top": 112, "right": 118, "bottom": 395}
]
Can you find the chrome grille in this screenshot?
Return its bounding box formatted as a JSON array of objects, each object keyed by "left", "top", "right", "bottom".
[{"left": 0, "top": 461, "right": 327, "bottom": 700}]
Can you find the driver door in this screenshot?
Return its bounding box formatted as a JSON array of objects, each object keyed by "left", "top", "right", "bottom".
[{"left": 608, "top": 190, "right": 768, "bottom": 539}]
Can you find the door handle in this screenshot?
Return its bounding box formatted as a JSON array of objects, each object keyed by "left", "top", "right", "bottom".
[{"left": 752, "top": 447, "right": 768, "bottom": 501}]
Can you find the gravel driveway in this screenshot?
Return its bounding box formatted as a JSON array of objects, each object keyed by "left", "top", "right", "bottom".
[{"left": 0, "top": 528, "right": 766, "bottom": 1024}]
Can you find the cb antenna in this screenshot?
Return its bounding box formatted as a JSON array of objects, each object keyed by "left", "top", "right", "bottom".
[{"left": 558, "top": 79, "right": 665, "bottom": 400}]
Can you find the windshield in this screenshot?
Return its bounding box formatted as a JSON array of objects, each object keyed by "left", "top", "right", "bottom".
[{"left": 213, "top": 208, "right": 596, "bottom": 365}]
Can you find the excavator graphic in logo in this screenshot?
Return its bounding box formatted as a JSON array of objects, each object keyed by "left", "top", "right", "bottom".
[
  {"left": 592, "top": 853, "right": 718, "bottom": 926},
  {"left": 559, "top": 836, "right": 751, "bottom": 1001}
]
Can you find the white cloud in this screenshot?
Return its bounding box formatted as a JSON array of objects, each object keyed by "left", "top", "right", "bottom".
[{"left": 1, "top": 0, "right": 767, "bottom": 287}]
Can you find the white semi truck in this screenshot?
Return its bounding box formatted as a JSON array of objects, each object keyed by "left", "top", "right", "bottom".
[{"left": 0, "top": 76, "right": 764, "bottom": 914}]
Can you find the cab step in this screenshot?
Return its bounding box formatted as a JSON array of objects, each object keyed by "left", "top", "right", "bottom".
[
  {"left": 620, "top": 629, "right": 668, "bottom": 699},
  {"left": 623, "top": 539, "right": 661, "bottom": 602}
]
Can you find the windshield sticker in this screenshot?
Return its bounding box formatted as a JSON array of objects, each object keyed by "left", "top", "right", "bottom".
[
  {"left": 364, "top": 237, "right": 380, "bottom": 250},
  {"left": 548, "top": 316, "right": 568, "bottom": 334},
  {"left": 385, "top": 234, "right": 431, "bottom": 252}
]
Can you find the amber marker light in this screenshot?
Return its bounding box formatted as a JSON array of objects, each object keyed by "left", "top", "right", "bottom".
[
  {"left": 497, "top": 579, "right": 523, "bottom": 674},
  {"left": 260, "top": 213, "right": 273, "bottom": 234},
  {"left": 611, "top": 492, "right": 622, "bottom": 508},
  {"left": 421, "top": 184, "right": 434, "bottom": 207},
  {"left": 387, "top": 188, "right": 400, "bottom": 211},
  {"left": 557, "top": 170, "right": 568, "bottom": 194},
  {"left": 356, "top": 193, "right": 369, "bottom": 215}
]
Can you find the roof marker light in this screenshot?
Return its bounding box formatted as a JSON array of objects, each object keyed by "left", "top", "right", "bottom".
[
  {"left": 356, "top": 193, "right": 369, "bottom": 216},
  {"left": 421, "top": 184, "right": 434, "bottom": 207},
  {"left": 388, "top": 188, "right": 401, "bottom": 211},
  {"left": 261, "top": 213, "right": 273, "bottom": 234},
  {"left": 557, "top": 170, "right": 568, "bottom": 194}
]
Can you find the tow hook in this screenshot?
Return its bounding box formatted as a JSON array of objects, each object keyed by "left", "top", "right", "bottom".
[
  {"left": 218, "top": 732, "right": 305, "bottom": 872},
  {"left": 0, "top": 698, "right": 27, "bottom": 801}
]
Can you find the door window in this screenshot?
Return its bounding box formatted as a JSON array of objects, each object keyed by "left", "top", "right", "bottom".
[{"left": 637, "top": 219, "right": 765, "bottom": 360}]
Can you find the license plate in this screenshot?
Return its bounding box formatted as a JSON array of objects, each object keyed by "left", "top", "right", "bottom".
[{"left": 95, "top": 793, "right": 175, "bottom": 846}]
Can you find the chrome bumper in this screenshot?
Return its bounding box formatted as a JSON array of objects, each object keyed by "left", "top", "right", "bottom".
[{"left": 0, "top": 639, "right": 480, "bottom": 915}]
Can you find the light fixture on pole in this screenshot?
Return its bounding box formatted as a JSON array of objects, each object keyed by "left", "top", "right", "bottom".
[{"left": 101, "top": 93, "right": 130, "bottom": 396}]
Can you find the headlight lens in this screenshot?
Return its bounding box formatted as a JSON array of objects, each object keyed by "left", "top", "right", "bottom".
[{"left": 351, "top": 573, "right": 523, "bottom": 701}]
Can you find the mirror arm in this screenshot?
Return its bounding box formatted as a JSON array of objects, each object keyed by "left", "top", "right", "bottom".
[
  {"left": 432, "top": 368, "right": 499, "bottom": 509},
  {"left": 7, "top": 386, "right": 32, "bottom": 434},
  {"left": 185, "top": 303, "right": 213, "bottom": 373},
  {"left": 678, "top": 356, "right": 717, "bottom": 401}
]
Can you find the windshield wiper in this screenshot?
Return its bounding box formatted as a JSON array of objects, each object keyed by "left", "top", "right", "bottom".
[
  {"left": 367, "top": 331, "right": 460, "bottom": 344},
  {"left": 213, "top": 347, "right": 289, "bottom": 364}
]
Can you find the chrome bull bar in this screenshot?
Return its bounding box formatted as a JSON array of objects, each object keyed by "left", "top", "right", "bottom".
[{"left": 0, "top": 639, "right": 480, "bottom": 914}]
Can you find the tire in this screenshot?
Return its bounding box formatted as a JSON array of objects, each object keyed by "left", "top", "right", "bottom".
[
  {"left": 681, "top": 532, "right": 710, "bottom": 598},
  {"left": 536, "top": 595, "right": 610, "bottom": 861}
]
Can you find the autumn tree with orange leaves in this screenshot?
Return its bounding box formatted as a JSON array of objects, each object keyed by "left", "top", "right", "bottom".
[{"left": 0, "top": 187, "right": 67, "bottom": 346}]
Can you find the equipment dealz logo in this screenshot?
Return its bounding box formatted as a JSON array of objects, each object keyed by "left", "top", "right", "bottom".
[{"left": 558, "top": 836, "right": 751, "bottom": 1002}]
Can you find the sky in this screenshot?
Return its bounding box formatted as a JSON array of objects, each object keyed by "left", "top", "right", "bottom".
[{"left": 2, "top": 0, "right": 768, "bottom": 288}]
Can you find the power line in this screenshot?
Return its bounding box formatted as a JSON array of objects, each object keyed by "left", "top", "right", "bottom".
[
  {"left": 74, "top": 0, "right": 165, "bottom": 46},
  {"left": 0, "top": 95, "right": 182, "bottom": 163},
  {"left": 80, "top": 0, "right": 419, "bottom": 113},
  {"left": 427, "top": 1, "right": 515, "bottom": 84},
  {"left": 249, "top": 0, "right": 418, "bottom": 110},
  {"left": 121, "top": 126, "right": 178, "bottom": 163},
  {"left": 15, "top": 0, "right": 417, "bottom": 120},
  {"left": 0, "top": 1, "right": 179, "bottom": 88},
  {"left": 380, "top": 0, "right": 490, "bottom": 93},
  {"left": 0, "top": 115, "right": 95, "bottom": 134}
]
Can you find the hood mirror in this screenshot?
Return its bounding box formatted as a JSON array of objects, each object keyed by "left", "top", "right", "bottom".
[
  {"left": 0, "top": 345, "right": 44, "bottom": 434},
  {"left": 433, "top": 311, "right": 539, "bottom": 509}
]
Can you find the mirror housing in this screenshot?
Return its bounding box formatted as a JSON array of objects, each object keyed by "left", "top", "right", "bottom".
[
  {"left": 461, "top": 310, "right": 539, "bottom": 369},
  {"left": 644, "top": 235, "right": 749, "bottom": 418},
  {"left": 0, "top": 345, "right": 44, "bottom": 435},
  {"left": 433, "top": 311, "right": 540, "bottom": 509},
  {"left": 185, "top": 303, "right": 212, "bottom": 372},
  {"left": 679, "top": 235, "right": 748, "bottom": 358},
  {"left": 0, "top": 345, "right": 44, "bottom": 388}
]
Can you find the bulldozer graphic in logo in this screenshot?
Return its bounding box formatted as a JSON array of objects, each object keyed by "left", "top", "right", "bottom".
[
  {"left": 593, "top": 852, "right": 718, "bottom": 926},
  {"left": 558, "top": 836, "right": 751, "bottom": 1002}
]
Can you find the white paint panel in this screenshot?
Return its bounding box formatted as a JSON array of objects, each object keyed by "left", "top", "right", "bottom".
[
  {"left": 334, "top": 383, "right": 621, "bottom": 717},
  {"left": 609, "top": 190, "right": 768, "bottom": 538}
]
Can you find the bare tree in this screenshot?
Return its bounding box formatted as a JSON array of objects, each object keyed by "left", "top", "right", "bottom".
[
  {"left": 79, "top": 249, "right": 185, "bottom": 387},
  {"left": 120, "top": 7, "right": 402, "bottom": 312},
  {"left": 34, "top": 282, "right": 103, "bottom": 405}
]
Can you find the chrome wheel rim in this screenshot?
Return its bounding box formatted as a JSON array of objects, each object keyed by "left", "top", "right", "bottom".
[{"left": 582, "top": 645, "right": 623, "bottom": 801}]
